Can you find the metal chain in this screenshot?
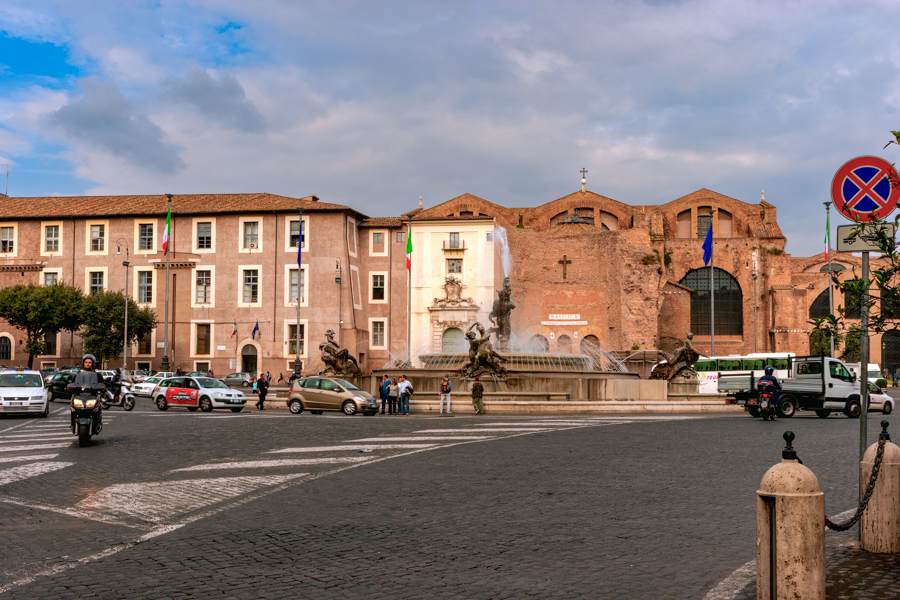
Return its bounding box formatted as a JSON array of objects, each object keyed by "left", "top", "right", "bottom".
[{"left": 824, "top": 437, "right": 887, "bottom": 531}]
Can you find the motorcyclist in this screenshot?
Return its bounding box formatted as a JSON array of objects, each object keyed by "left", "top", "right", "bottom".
[
  {"left": 758, "top": 365, "right": 782, "bottom": 407},
  {"left": 72, "top": 354, "right": 104, "bottom": 424}
]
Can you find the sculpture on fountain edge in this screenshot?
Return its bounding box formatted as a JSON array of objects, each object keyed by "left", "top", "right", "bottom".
[
  {"left": 463, "top": 322, "right": 508, "bottom": 378},
  {"left": 319, "top": 329, "right": 361, "bottom": 376},
  {"left": 649, "top": 332, "right": 700, "bottom": 381},
  {"left": 488, "top": 276, "right": 516, "bottom": 351}
]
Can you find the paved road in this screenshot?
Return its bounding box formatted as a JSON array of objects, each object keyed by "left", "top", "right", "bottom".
[{"left": 0, "top": 402, "right": 891, "bottom": 599}]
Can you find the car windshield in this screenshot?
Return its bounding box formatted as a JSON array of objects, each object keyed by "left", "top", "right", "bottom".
[
  {"left": 869, "top": 371, "right": 881, "bottom": 379},
  {"left": 197, "top": 377, "right": 227, "bottom": 388},
  {"left": 146, "top": 377, "right": 161, "bottom": 383},
  {"left": 0, "top": 374, "right": 42, "bottom": 388},
  {"left": 333, "top": 378, "right": 361, "bottom": 391}
]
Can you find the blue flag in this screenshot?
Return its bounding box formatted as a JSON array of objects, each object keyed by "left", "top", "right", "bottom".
[
  {"left": 702, "top": 224, "right": 713, "bottom": 266},
  {"left": 251, "top": 320, "right": 260, "bottom": 340}
]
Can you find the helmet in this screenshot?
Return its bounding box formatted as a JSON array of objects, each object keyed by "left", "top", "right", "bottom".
[
  {"left": 764, "top": 365, "right": 774, "bottom": 375},
  {"left": 82, "top": 354, "right": 96, "bottom": 369}
]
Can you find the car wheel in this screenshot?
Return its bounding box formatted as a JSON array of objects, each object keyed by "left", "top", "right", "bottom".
[
  {"left": 47, "top": 390, "right": 54, "bottom": 402},
  {"left": 289, "top": 400, "right": 304, "bottom": 414},
  {"left": 38, "top": 404, "right": 49, "bottom": 418},
  {"left": 310, "top": 410, "right": 323, "bottom": 415},
  {"left": 816, "top": 410, "right": 831, "bottom": 418},
  {"left": 342, "top": 401, "right": 358, "bottom": 416},
  {"left": 199, "top": 397, "right": 213, "bottom": 412},
  {"left": 748, "top": 407, "right": 760, "bottom": 418},
  {"left": 776, "top": 397, "right": 796, "bottom": 418},
  {"left": 187, "top": 406, "right": 198, "bottom": 412},
  {"left": 242, "top": 381, "right": 249, "bottom": 387},
  {"left": 845, "top": 398, "right": 862, "bottom": 418},
  {"left": 884, "top": 401, "right": 893, "bottom": 415},
  {"left": 156, "top": 397, "right": 168, "bottom": 411}
]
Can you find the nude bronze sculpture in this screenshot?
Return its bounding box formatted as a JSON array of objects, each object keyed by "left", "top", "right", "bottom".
[{"left": 319, "top": 329, "right": 361, "bottom": 376}]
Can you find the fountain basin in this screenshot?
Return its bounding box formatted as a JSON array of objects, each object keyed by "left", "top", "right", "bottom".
[{"left": 418, "top": 353, "right": 596, "bottom": 372}]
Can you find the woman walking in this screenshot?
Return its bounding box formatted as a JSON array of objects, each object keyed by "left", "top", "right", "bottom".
[
  {"left": 388, "top": 378, "right": 400, "bottom": 415},
  {"left": 255, "top": 375, "right": 269, "bottom": 410}
]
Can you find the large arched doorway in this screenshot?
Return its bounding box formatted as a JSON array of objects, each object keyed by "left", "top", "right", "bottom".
[
  {"left": 679, "top": 268, "right": 743, "bottom": 336},
  {"left": 441, "top": 327, "right": 466, "bottom": 353},
  {"left": 809, "top": 290, "right": 831, "bottom": 320},
  {"left": 241, "top": 344, "right": 258, "bottom": 376},
  {"left": 882, "top": 331, "right": 900, "bottom": 382}
]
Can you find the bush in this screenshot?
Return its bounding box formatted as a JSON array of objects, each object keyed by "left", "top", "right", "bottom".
[{"left": 877, "top": 378, "right": 888, "bottom": 388}]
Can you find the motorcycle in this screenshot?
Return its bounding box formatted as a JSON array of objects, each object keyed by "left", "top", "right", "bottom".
[
  {"left": 67, "top": 382, "right": 104, "bottom": 447},
  {"left": 756, "top": 380, "right": 778, "bottom": 421},
  {"left": 101, "top": 377, "right": 135, "bottom": 411}
]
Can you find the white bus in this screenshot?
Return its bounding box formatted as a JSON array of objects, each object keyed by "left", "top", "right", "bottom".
[{"left": 694, "top": 353, "right": 795, "bottom": 394}]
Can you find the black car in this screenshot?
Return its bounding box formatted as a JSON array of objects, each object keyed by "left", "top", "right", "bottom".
[{"left": 46, "top": 370, "right": 76, "bottom": 402}]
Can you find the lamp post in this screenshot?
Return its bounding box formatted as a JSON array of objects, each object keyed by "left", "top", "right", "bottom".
[
  {"left": 116, "top": 239, "right": 130, "bottom": 369},
  {"left": 161, "top": 194, "right": 172, "bottom": 372},
  {"left": 293, "top": 207, "right": 304, "bottom": 375},
  {"left": 824, "top": 201, "right": 834, "bottom": 357},
  {"left": 335, "top": 259, "right": 342, "bottom": 347}
]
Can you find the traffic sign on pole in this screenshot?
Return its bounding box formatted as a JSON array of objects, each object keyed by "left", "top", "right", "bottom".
[
  {"left": 831, "top": 155, "right": 900, "bottom": 222},
  {"left": 836, "top": 223, "right": 896, "bottom": 253}
]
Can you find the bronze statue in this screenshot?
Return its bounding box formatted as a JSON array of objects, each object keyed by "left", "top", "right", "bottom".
[
  {"left": 462, "top": 322, "right": 507, "bottom": 377},
  {"left": 319, "top": 329, "right": 361, "bottom": 376},
  {"left": 649, "top": 332, "right": 700, "bottom": 381},
  {"left": 488, "top": 277, "right": 516, "bottom": 350}
]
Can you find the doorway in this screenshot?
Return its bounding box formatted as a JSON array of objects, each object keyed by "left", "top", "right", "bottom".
[{"left": 241, "top": 344, "right": 258, "bottom": 376}]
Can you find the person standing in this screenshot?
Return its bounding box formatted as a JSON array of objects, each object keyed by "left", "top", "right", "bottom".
[
  {"left": 255, "top": 375, "right": 269, "bottom": 410},
  {"left": 380, "top": 374, "right": 390, "bottom": 414},
  {"left": 266, "top": 371, "right": 272, "bottom": 385},
  {"left": 278, "top": 373, "right": 284, "bottom": 384},
  {"left": 388, "top": 378, "right": 400, "bottom": 415},
  {"left": 398, "top": 375, "right": 413, "bottom": 416},
  {"left": 471, "top": 377, "right": 484, "bottom": 415},
  {"left": 894, "top": 371, "right": 898, "bottom": 388},
  {"left": 439, "top": 374, "right": 452, "bottom": 414}
]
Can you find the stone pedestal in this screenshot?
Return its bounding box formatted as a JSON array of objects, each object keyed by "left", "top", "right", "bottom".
[{"left": 667, "top": 379, "right": 699, "bottom": 398}]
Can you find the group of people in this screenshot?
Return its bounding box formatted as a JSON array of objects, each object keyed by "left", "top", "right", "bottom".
[{"left": 377, "top": 373, "right": 485, "bottom": 415}]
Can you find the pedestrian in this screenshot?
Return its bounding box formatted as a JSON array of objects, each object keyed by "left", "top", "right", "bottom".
[
  {"left": 398, "top": 375, "right": 413, "bottom": 415},
  {"left": 278, "top": 373, "right": 284, "bottom": 384},
  {"left": 255, "top": 375, "right": 269, "bottom": 410},
  {"left": 266, "top": 371, "right": 272, "bottom": 384},
  {"left": 439, "top": 373, "right": 452, "bottom": 414},
  {"left": 209, "top": 368, "right": 214, "bottom": 377},
  {"left": 388, "top": 378, "right": 400, "bottom": 415},
  {"left": 471, "top": 376, "right": 484, "bottom": 415},
  {"left": 380, "top": 374, "right": 390, "bottom": 414},
  {"left": 894, "top": 371, "right": 898, "bottom": 388}
]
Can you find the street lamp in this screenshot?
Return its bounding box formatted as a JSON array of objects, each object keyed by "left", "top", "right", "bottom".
[
  {"left": 293, "top": 207, "right": 304, "bottom": 376},
  {"left": 116, "top": 239, "right": 130, "bottom": 370},
  {"left": 335, "top": 258, "right": 342, "bottom": 347}
]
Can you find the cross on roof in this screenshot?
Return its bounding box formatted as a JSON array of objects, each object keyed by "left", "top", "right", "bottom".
[{"left": 580, "top": 168, "right": 587, "bottom": 192}]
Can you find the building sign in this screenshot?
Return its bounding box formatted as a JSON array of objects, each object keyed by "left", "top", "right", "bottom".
[
  {"left": 548, "top": 314, "right": 580, "bottom": 320},
  {"left": 544, "top": 313, "right": 586, "bottom": 326},
  {"left": 541, "top": 320, "right": 587, "bottom": 326}
]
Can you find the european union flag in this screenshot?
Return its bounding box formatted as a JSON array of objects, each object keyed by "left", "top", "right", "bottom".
[
  {"left": 251, "top": 320, "right": 260, "bottom": 340},
  {"left": 702, "top": 224, "right": 713, "bottom": 266}
]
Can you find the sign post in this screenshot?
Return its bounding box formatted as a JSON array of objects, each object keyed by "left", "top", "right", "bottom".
[{"left": 831, "top": 156, "right": 900, "bottom": 487}]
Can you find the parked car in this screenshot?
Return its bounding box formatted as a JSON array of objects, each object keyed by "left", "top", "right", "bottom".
[
  {"left": 130, "top": 370, "right": 151, "bottom": 381},
  {"left": 221, "top": 372, "right": 255, "bottom": 387},
  {"left": 133, "top": 376, "right": 165, "bottom": 397},
  {"left": 0, "top": 369, "right": 49, "bottom": 417},
  {"left": 39, "top": 368, "right": 57, "bottom": 384},
  {"left": 97, "top": 370, "right": 116, "bottom": 381},
  {"left": 152, "top": 371, "right": 176, "bottom": 381},
  {"left": 868, "top": 383, "right": 894, "bottom": 415},
  {"left": 187, "top": 371, "right": 213, "bottom": 377},
  {"left": 152, "top": 376, "right": 247, "bottom": 412},
  {"left": 286, "top": 376, "right": 379, "bottom": 416},
  {"left": 46, "top": 370, "right": 77, "bottom": 402}
]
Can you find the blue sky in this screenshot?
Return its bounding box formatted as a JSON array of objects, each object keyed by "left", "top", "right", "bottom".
[{"left": 2, "top": 0, "right": 900, "bottom": 257}]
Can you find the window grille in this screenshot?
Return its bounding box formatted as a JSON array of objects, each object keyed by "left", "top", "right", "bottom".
[
  {"left": 138, "top": 271, "right": 153, "bottom": 303},
  {"left": 45, "top": 225, "right": 59, "bottom": 252},
  {"left": 139, "top": 224, "right": 154, "bottom": 250},
  {"left": 679, "top": 267, "right": 743, "bottom": 336},
  {"left": 197, "top": 222, "right": 212, "bottom": 249},
  {"left": 196, "top": 270, "right": 211, "bottom": 303},
  {"left": 243, "top": 269, "right": 259, "bottom": 303}
]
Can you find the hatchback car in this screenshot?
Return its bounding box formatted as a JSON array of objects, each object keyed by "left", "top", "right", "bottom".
[
  {"left": 47, "top": 370, "right": 77, "bottom": 402},
  {"left": 0, "top": 369, "right": 49, "bottom": 417},
  {"left": 868, "top": 383, "right": 894, "bottom": 415},
  {"left": 286, "top": 377, "right": 379, "bottom": 416},
  {"left": 133, "top": 376, "right": 164, "bottom": 397},
  {"left": 153, "top": 376, "right": 247, "bottom": 412},
  {"left": 221, "top": 372, "right": 255, "bottom": 387}
]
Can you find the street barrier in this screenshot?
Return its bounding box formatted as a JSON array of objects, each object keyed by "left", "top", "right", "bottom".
[
  {"left": 757, "top": 431, "right": 825, "bottom": 600},
  {"left": 860, "top": 421, "right": 900, "bottom": 553}
]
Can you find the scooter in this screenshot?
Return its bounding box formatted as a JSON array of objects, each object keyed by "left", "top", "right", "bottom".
[
  {"left": 67, "top": 383, "right": 104, "bottom": 447},
  {"left": 756, "top": 380, "right": 778, "bottom": 421},
  {"left": 101, "top": 377, "right": 135, "bottom": 411}
]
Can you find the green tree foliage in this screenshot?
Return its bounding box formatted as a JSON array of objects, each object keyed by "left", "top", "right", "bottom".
[
  {"left": 841, "top": 325, "right": 863, "bottom": 364},
  {"left": 80, "top": 291, "right": 157, "bottom": 367},
  {"left": 809, "top": 326, "right": 841, "bottom": 357},
  {"left": 0, "top": 283, "right": 83, "bottom": 368}
]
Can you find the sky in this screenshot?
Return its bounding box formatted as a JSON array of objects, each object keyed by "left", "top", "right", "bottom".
[{"left": 1, "top": 0, "right": 900, "bottom": 257}]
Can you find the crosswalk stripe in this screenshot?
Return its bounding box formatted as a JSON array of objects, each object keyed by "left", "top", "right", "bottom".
[
  {"left": 0, "top": 443, "right": 71, "bottom": 452},
  {"left": 0, "top": 454, "right": 58, "bottom": 464},
  {"left": 0, "top": 436, "right": 72, "bottom": 443},
  {"left": 3, "top": 431, "right": 71, "bottom": 438},
  {"left": 268, "top": 444, "right": 438, "bottom": 453},
  {"left": 174, "top": 457, "right": 373, "bottom": 472},
  {"left": 348, "top": 436, "right": 493, "bottom": 442},
  {"left": 0, "top": 461, "right": 73, "bottom": 486},
  {"left": 414, "top": 428, "right": 551, "bottom": 433}
]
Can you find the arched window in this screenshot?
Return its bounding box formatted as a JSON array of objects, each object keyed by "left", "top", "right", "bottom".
[
  {"left": 809, "top": 290, "right": 831, "bottom": 320},
  {"left": 679, "top": 268, "right": 743, "bottom": 336},
  {"left": 843, "top": 289, "right": 862, "bottom": 319},
  {"left": 883, "top": 331, "right": 900, "bottom": 381},
  {"left": 441, "top": 327, "right": 466, "bottom": 353},
  {"left": 718, "top": 209, "right": 733, "bottom": 237},
  {"left": 557, "top": 334, "right": 573, "bottom": 354},
  {"left": 0, "top": 337, "right": 10, "bottom": 361},
  {"left": 528, "top": 334, "right": 549, "bottom": 353},
  {"left": 676, "top": 210, "right": 691, "bottom": 238}
]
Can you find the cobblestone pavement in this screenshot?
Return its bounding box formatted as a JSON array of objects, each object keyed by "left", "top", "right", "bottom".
[{"left": 0, "top": 402, "right": 893, "bottom": 599}]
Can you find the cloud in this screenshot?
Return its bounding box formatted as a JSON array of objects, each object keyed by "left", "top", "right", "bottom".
[
  {"left": 44, "top": 77, "right": 183, "bottom": 173},
  {"left": 162, "top": 67, "right": 266, "bottom": 133}
]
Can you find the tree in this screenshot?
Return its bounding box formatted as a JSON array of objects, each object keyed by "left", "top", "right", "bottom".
[
  {"left": 809, "top": 327, "right": 841, "bottom": 357},
  {"left": 840, "top": 325, "right": 863, "bottom": 363},
  {"left": 0, "top": 283, "right": 84, "bottom": 368},
  {"left": 80, "top": 291, "right": 157, "bottom": 367}
]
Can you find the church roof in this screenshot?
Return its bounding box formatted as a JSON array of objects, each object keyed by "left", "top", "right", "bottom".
[{"left": 748, "top": 220, "right": 784, "bottom": 239}]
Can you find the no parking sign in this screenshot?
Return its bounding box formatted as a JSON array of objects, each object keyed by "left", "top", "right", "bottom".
[{"left": 831, "top": 155, "right": 900, "bottom": 222}]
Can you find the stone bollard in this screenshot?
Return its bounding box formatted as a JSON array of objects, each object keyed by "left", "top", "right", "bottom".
[
  {"left": 860, "top": 421, "right": 900, "bottom": 553},
  {"left": 757, "top": 431, "right": 825, "bottom": 600}
]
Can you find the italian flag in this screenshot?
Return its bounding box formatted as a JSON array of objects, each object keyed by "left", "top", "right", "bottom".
[
  {"left": 406, "top": 228, "right": 412, "bottom": 271},
  {"left": 162, "top": 204, "right": 171, "bottom": 255},
  {"left": 231, "top": 319, "right": 237, "bottom": 338},
  {"left": 824, "top": 210, "right": 829, "bottom": 260}
]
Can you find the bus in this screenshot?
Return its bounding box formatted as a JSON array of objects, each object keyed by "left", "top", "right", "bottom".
[{"left": 694, "top": 353, "right": 795, "bottom": 394}]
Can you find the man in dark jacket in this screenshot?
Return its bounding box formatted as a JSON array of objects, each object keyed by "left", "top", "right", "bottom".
[
  {"left": 380, "top": 374, "right": 390, "bottom": 414},
  {"left": 471, "top": 377, "right": 484, "bottom": 415},
  {"left": 255, "top": 375, "right": 269, "bottom": 410}
]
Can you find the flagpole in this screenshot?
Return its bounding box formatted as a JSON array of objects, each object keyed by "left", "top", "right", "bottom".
[
  {"left": 161, "top": 194, "right": 172, "bottom": 372},
  {"left": 824, "top": 201, "right": 834, "bottom": 356},
  {"left": 708, "top": 209, "right": 715, "bottom": 356},
  {"left": 407, "top": 215, "right": 412, "bottom": 366}
]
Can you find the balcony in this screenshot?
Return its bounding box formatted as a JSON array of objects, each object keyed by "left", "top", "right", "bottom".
[{"left": 442, "top": 240, "right": 466, "bottom": 251}]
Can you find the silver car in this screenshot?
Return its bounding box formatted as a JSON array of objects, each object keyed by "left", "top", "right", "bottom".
[{"left": 220, "top": 372, "right": 256, "bottom": 388}]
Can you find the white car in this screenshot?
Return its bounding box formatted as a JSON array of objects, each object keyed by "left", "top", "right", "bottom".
[
  {"left": 868, "top": 383, "right": 894, "bottom": 415},
  {"left": 133, "top": 376, "right": 165, "bottom": 397},
  {"left": 152, "top": 376, "right": 247, "bottom": 412},
  {"left": 0, "top": 369, "right": 49, "bottom": 417}
]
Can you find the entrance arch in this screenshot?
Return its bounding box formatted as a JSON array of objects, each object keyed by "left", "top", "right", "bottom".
[
  {"left": 441, "top": 327, "right": 466, "bottom": 353},
  {"left": 679, "top": 267, "right": 743, "bottom": 336},
  {"left": 241, "top": 344, "right": 258, "bottom": 376}
]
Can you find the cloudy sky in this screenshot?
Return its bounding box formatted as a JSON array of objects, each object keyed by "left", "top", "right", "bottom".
[{"left": 1, "top": 0, "right": 899, "bottom": 256}]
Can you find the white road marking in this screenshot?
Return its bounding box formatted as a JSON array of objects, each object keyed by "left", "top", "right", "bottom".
[
  {"left": 268, "top": 444, "right": 438, "bottom": 453},
  {"left": 0, "top": 436, "right": 72, "bottom": 443},
  {"left": 17, "top": 425, "right": 69, "bottom": 430},
  {"left": 173, "top": 457, "right": 373, "bottom": 472},
  {"left": 0, "top": 443, "right": 71, "bottom": 452},
  {"left": 348, "top": 436, "right": 494, "bottom": 442},
  {"left": 0, "top": 453, "right": 58, "bottom": 464},
  {"left": 414, "top": 428, "right": 551, "bottom": 433},
  {"left": 0, "top": 461, "right": 73, "bottom": 486},
  {"left": 76, "top": 474, "right": 308, "bottom": 523},
  {"left": 2, "top": 431, "right": 71, "bottom": 438}
]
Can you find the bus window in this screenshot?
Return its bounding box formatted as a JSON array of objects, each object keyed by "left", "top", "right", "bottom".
[
  {"left": 718, "top": 359, "right": 742, "bottom": 371},
  {"left": 694, "top": 360, "right": 716, "bottom": 372},
  {"left": 769, "top": 358, "right": 789, "bottom": 371},
  {"left": 742, "top": 359, "right": 765, "bottom": 371}
]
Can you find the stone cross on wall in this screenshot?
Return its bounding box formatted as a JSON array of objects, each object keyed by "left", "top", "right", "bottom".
[{"left": 558, "top": 255, "right": 572, "bottom": 279}]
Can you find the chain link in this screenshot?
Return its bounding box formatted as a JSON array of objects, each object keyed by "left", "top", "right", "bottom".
[{"left": 824, "top": 437, "right": 887, "bottom": 531}]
